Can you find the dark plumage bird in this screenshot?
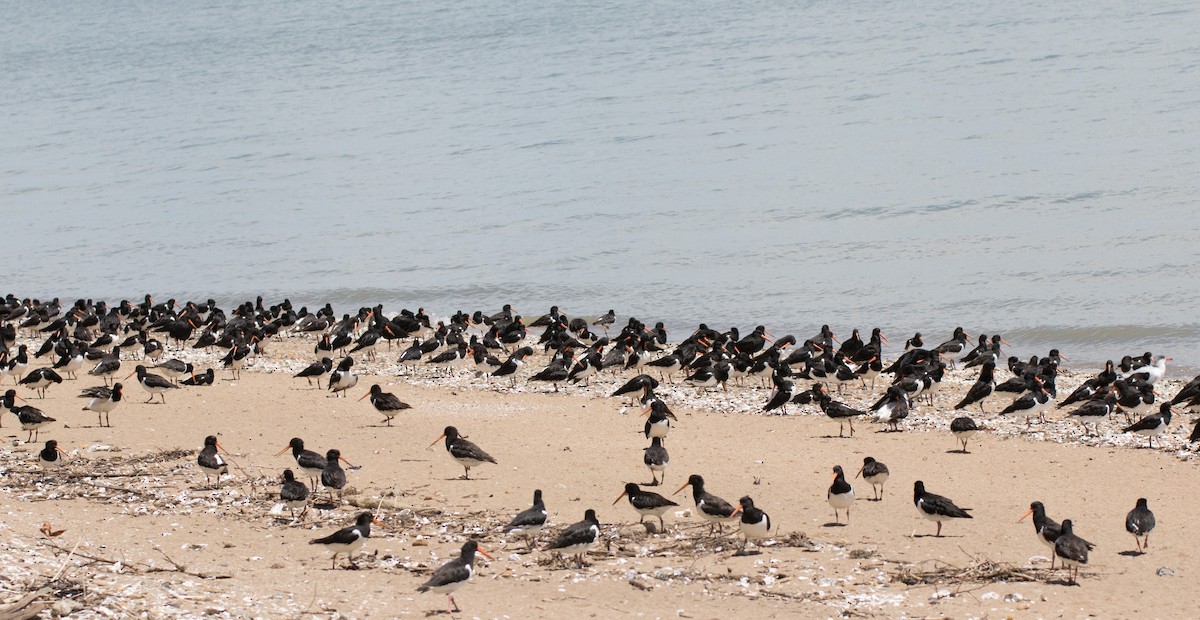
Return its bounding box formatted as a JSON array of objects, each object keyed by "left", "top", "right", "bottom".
[
  {"left": 417, "top": 540, "right": 492, "bottom": 615},
  {"left": 38, "top": 439, "right": 66, "bottom": 470},
  {"left": 673, "top": 474, "right": 737, "bottom": 534},
  {"left": 913, "top": 481, "right": 972, "bottom": 536},
  {"left": 19, "top": 367, "right": 63, "bottom": 399},
  {"left": 294, "top": 357, "right": 333, "bottom": 388},
  {"left": 319, "top": 448, "right": 349, "bottom": 503},
  {"left": 593, "top": 309, "right": 616, "bottom": 332},
  {"left": 197, "top": 435, "right": 228, "bottom": 486},
  {"left": 327, "top": 356, "right": 357, "bottom": 397},
  {"left": 504, "top": 489, "right": 548, "bottom": 549},
  {"left": 1123, "top": 403, "right": 1173, "bottom": 448},
  {"left": 814, "top": 383, "right": 866, "bottom": 437},
  {"left": 308, "top": 511, "right": 382, "bottom": 569},
  {"left": 1055, "top": 519, "right": 1089, "bottom": 585},
  {"left": 358, "top": 384, "right": 411, "bottom": 426},
  {"left": 1019, "top": 501, "right": 1093, "bottom": 569},
  {"left": 79, "top": 382, "right": 123, "bottom": 427},
  {"left": 180, "top": 368, "right": 215, "bottom": 386},
  {"left": 950, "top": 416, "right": 981, "bottom": 453},
  {"left": 870, "top": 385, "right": 910, "bottom": 432},
  {"left": 492, "top": 345, "right": 534, "bottom": 386},
  {"left": 856, "top": 456, "right": 889, "bottom": 501},
  {"left": 613, "top": 373, "right": 659, "bottom": 404},
  {"left": 3, "top": 389, "right": 55, "bottom": 443},
  {"left": 613, "top": 482, "right": 678, "bottom": 531},
  {"left": 1125, "top": 498, "right": 1156, "bottom": 553},
  {"left": 954, "top": 362, "right": 996, "bottom": 414},
  {"left": 827, "top": 465, "right": 855, "bottom": 524},
  {"left": 127, "top": 364, "right": 178, "bottom": 404},
  {"left": 153, "top": 359, "right": 194, "bottom": 385},
  {"left": 430, "top": 426, "right": 496, "bottom": 479},
  {"left": 642, "top": 399, "right": 676, "bottom": 443},
  {"left": 276, "top": 437, "right": 327, "bottom": 491},
  {"left": 733, "top": 495, "right": 772, "bottom": 552},
  {"left": 545, "top": 509, "right": 601, "bottom": 567},
  {"left": 280, "top": 469, "right": 309, "bottom": 518},
  {"left": 1065, "top": 389, "right": 1118, "bottom": 436},
  {"left": 643, "top": 436, "right": 669, "bottom": 486}
]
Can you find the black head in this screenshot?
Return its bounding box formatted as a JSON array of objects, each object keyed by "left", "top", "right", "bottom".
[
  {"left": 863, "top": 456, "right": 876, "bottom": 465},
  {"left": 283, "top": 469, "right": 296, "bottom": 482},
  {"left": 289, "top": 437, "right": 305, "bottom": 450},
  {"left": 204, "top": 435, "right": 218, "bottom": 447},
  {"left": 460, "top": 539, "right": 480, "bottom": 559},
  {"left": 1135, "top": 498, "right": 1149, "bottom": 509},
  {"left": 738, "top": 496, "right": 756, "bottom": 509},
  {"left": 687, "top": 474, "right": 705, "bottom": 488},
  {"left": 355, "top": 511, "right": 376, "bottom": 527},
  {"left": 1029, "top": 501, "right": 1045, "bottom": 514},
  {"left": 833, "top": 465, "right": 845, "bottom": 477},
  {"left": 1060, "top": 519, "right": 1074, "bottom": 534},
  {"left": 583, "top": 508, "right": 599, "bottom": 524},
  {"left": 369, "top": 384, "right": 383, "bottom": 395},
  {"left": 532, "top": 489, "right": 543, "bottom": 504},
  {"left": 914, "top": 481, "right": 926, "bottom": 494},
  {"left": 623, "top": 482, "right": 641, "bottom": 495},
  {"left": 45, "top": 439, "right": 58, "bottom": 450},
  {"left": 442, "top": 426, "right": 460, "bottom": 441},
  {"left": 325, "top": 448, "right": 341, "bottom": 461}
]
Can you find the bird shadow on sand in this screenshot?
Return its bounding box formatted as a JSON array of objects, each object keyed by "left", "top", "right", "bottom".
[
  {"left": 732, "top": 549, "right": 763, "bottom": 557},
  {"left": 822, "top": 522, "right": 848, "bottom": 528},
  {"left": 1118, "top": 550, "right": 1147, "bottom": 557},
  {"left": 912, "top": 534, "right": 965, "bottom": 539},
  {"left": 946, "top": 449, "right": 971, "bottom": 454},
  {"left": 818, "top": 435, "right": 855, "bottom": 440}
]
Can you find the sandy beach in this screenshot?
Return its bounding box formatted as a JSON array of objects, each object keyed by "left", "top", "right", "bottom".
[{"left": 2, "top": 331, "right": 1198, "bottom": 619}]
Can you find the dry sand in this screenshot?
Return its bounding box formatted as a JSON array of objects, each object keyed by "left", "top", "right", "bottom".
[{"left": 2, "top": 334, "right": 1198, "bottom": 619}]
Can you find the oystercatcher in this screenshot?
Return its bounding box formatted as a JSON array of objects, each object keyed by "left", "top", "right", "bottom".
[
  {"left": 1019, "top": 501, "right": 1089, "bottom": 569},
  {"left": 1055, "top": 519, "right": 1089, "bottom": 584},
  {"left": 38, "top": 439, "right": 66, "bottom": 470},
  {"left": 732, "top": 496, "right": 772, "bottom": 553},
  {"left": 545, "top": 509, "right": 601, "bottom": 567},
  {"left": 950, "top": 416, "right": 981, "bottom": 453},
  {"left": 417, "top": 540, "right": 492, "bottom": 614},
  {"left": 79, "top": 382, "right": 122, "bottom": 427},
  {"left": 913, "top": 481, "right": 972, "bottom": 536},
  {"left": 180, "top": 368, "right": 215, "bottom": 386},
  {"left": 673, "top": 474, "right": 737, "bottom": 534},
  {"left": 643, "top": 436, "right": 669, "bottom": 486},
  {"left": 320, "top": 448, "right": 350, "bottom": 504},
  {"left": 856, "top": 457, "right": 889, "bottom": 501},
  {"left": 309, "top": 511, "right": 382, "bottom": 569},
  {"left": 827, "top": 465, "right": 855, "bottom": 525},
  {"left": 327, "top": 356, "right": 357, "bottom": 397},
  {"left": 126, "top": 365, "right": 178, "bottom": 404},
  {"left": 359, "top": 384, "right": 411, "bottom": 426},
  {"left": 280, "top": 469, "right": 309, "bottom": 518},
  {"left": 504, "top": 489, "right": 548, "bottom": 549},
  {"left": 197, "top": 435, "right": 228, "bottom": 486},
  {"left": 1125, "top": 498, "right": 1156, "bottom": 553},
  {"left": 2, "top": 389, "right": 55, "bottom": 443},
  {"left": 430, "top": 426, "right": 497, "bottom": 480},
  {"left": 276, "top": 437, "right": 327, "bottom": 491},
  {"left": 19, "top": 367, "right": 62, "bottom": 399},
  {"left": 1123, "top": 402, "right": 1174, "bottom": 448},
  {"left": 294, "top": 357, "right": 333, "bottom": 388},
  {"left": 613, "top": 482, "right": 678, "bottom": 531}
]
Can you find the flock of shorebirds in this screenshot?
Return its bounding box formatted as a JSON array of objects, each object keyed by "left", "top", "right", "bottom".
[{"left": 0, "top": 295, "right": 1190, "bottom": 610}]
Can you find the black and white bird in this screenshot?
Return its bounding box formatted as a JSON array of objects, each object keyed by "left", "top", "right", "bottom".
[
  {"left": 1123, "top": 403, "right": 1173, "bottom": 448},
  {"left": 276, "top": 437, "right": 328, "bottom": 491},
  {"left": 815, "top": 383, "right": 866, "bottom": 437},
  {"left": 2, "top": 389, "right": 56, "bottom": 443},
  {"left": 294, "top": 357, "right": 333, "bottom": 388},
  {"left": 127, "top": 365, "right": 178, "bottom": 404},
  {"left": 358, "top": 384, "right": 411, "bottom": 426},
  {"left": 950, "top": 416, "right": 981, "bottom": 453},
  {"left": 871, "top": 385, "right": 910, "bottom": 432},
  {"left": 417, "top": 540, "right": 492, "bottom": 615},
  {"left": 954, "top": 362, "right": 997, "bottom": 414},
  {"left": 180, "top": 368, "right": 215, "bottom": 386},
  {"left": 932, "top": 327, "right": 971, "bottom": 368},
  {"left": 856, "top": 457, "right": 889, "bottom": 501},
  {"left": 1018, "top": 501, "right": 1093, "bottom": 569},
  {"left": 491, "top": 346, "right": 534, "bottom": 386},
  {"left": 327, "top": 357, "right": 357, "bottom": 397},
  {"left": 1125, "top": 498, "right": 1156, "bottom": 553},
  {"left": 429, "top": 426, "right": 497, "bottom": 480},
  {"left": 87, "top": 347, "right": 122, "bottom": 387},
  {"left": 643, "top": 436, "right": 669, "bottom": 486},
  {"left": 319, "top": 448, "right": 350, "bottom": 504},
  {"left": 19, "top": 367, "right": 63, "bottom": 399},
  {"left": 641, "top": 399, "right": 676, "bottom": 443},
  {"left": 1055, "top": 519, "right": 1089, "bottom": 585},
  {"left": 673, "top": 474, "right": 738, "bottom": 534},
  {"left": 308, "top": 511, "right": 382, "bottom": 569},
  {"left": 153, "top": 359, "right": 194, "bottom": 385},
  {"left": 613, "top": 482, "right": 678, "bottom": 531},
  {"left": 279, "top": 469, "right": 309, "bottom": 518},
  {"left": 732, "top": 495, "right": 772, "bottom": 553},
  {"left": 79, "top": 383, "right": 123, "bottom": 427},
  {"left": 827, "top": 465, "right": 855, "bottom": 525},
  {"left": 544, "top": 509, "right": 601, "bottom": 567},
  {"left": 913, "top": 481, "right": 972, "bottom": 537},
  {"left": 197, "top": 435, "right": 228, "bottom": 486},
  {"left": 504, "top": 489, "right": 548, "bottom": 549},
  {"left": 38, "top": 439, "right": 66, "bottom": 470}
]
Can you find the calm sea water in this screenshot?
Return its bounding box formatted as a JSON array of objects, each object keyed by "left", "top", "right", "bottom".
[{"left": 3, "top": 1, "right": 1199, "bottom": 368}]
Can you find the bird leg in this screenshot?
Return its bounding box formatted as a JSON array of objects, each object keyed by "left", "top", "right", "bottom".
[
  {"left": 448, "top": 593, "right": 460, "bottom": 613},
  {"left": 462, "top": 467, "right": 471, "bottom": 480},
  {"left": 935, "top": 521, "right": 942, "bottom": 537}
]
